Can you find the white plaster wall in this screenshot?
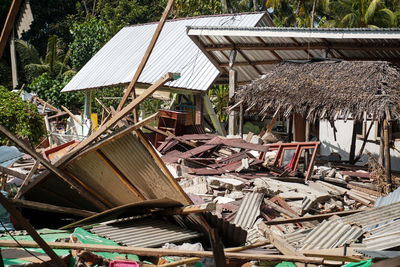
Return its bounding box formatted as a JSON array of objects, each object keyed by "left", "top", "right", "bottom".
[{"left": 319, "top": 119, "right": 400, "bottom": 171}]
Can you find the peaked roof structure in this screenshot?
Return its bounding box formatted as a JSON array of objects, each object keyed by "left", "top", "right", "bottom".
[{"left": 62, "top": 12, "right": 272, "bottom": 93}]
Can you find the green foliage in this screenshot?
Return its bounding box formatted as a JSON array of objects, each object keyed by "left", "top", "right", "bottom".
[
  {"left": 167, "top": 0, "right": 222, "bottom": 18},
  {"left": 208, "top": 85, "right": 229, "bottom": 122},
  {"left": 27, "top": 73, "right": 82, "bottom": 110},
  {"left": 69, "top": 17, "right": 111, "bottom": 70},
  {"left": 0, "top": 86, "right": 45, "bottom": 145}
]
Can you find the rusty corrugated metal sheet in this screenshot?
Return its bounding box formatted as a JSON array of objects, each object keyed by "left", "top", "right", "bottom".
[
  {"left": 233, "top": 192, "right": 264, "bottom": 229},
  {"left": 91, "top": 218, "right": 202, "bottom": 247},
  {"left": 25, "top": 128, "right": 190, "bottom": 211}
]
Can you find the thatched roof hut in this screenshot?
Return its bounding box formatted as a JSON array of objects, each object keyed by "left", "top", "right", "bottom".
[{"left": 234, "top": 60, "right": 400, "bottom": 122}]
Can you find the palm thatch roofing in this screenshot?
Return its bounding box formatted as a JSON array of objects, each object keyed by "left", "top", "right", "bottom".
[{"left": 234, "top": 60, "right": 400, "bottom": 122}]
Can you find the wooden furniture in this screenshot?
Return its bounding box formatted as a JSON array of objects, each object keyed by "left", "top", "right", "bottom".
[{"left": 155, "top": 110, "right": 186, "bottom": 148}]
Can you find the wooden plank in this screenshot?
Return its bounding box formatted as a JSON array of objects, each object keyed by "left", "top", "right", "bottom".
[
  {"left": 10, "top": 199, "right": 96, "bottom": 217},
  {"left": 14, "top": 160, "right": 39, "bottom": 199},
  {"left": 117, "top": 0, "right": 175, "bottom": 111},
  {"left": 0, "top": 166, "right": 26, "bottom": 180},
  {"left": 0, "top": 240, "right": 324, "bottom": 264},
  {"left": 195, "top": 93, "right": 204, "bottom": 126},
  {"left": 0, "top": 0, "right": 23, "bottom": 58},
  {"left": 158, "top": 241, "right": 269, "bottom": 267},
  {"left": 61, "top": 105, "right": 83, "bottom": 127},
  {"left": 158, "top": 203, "right": 216, "bottom": 216},
  {"left": 264, "top": 209, "right": 365, "bottom": 225},
  {"left": 258, "top": 221, "right": 304, "bottom": 258},
  {"left": 0, "top": 125, "right": 108, "bottom": 211},
  {"left": 384, "top": 119, "right": 392, "bottom": 185},
  {"left": 0, "top": 191, "right": 67, "bottom": 267}
]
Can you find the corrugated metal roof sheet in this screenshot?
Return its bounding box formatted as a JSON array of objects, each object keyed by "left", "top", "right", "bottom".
[
  {"left": 374, "top": 187, "right": 400, "bottom": 207},
  {"left": 25, "top": 127, "right": 190, "bottom": 211},
  {"left": 62, "top": 13, "right": 270, "bottom": 93},
  {"left": 300, "top": 220, "right": 363, "bottom": 250},
  {"left": 340, "top": 201, "right": 400, "bottom": 228},
  {"left": 356, "top": 250, "right": 400, "bottom": 259},
  {"left": 91, "top": 218, "right": 201, "bottom": 247},
  {"left": 233, "top": 192, "right": 264, "bottom": 229},
  {"left": 187, "top": 26, "right": 400, "bottom": 85}
]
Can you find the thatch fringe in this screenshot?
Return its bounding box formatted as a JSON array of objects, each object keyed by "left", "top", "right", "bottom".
[{"left": 234, "top": 60, "right": 400, "bottom": 122}]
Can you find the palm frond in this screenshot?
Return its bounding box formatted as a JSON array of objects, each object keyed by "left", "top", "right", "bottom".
[
  {"left": 378, "top": 8, "right": 396, "bottom": 26},
  {"left": 365, "top": 0, "right": 381, "bottom": 24},
  {"left": 15, "top": 39, "right": 40, "bottom": 66}
]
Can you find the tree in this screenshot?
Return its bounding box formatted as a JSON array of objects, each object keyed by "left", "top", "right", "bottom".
[
  {"left": 69, "top": 17, "right": 111, "bottom": 71},
  {"left": 0, "top": 86, "right": 44, "bottom": 145},
  {"left": 27, "top": 72, "right": 82, "bottom": 110},
  {"left": 324, "top": 0, "right": 397, "bottom": 27}
]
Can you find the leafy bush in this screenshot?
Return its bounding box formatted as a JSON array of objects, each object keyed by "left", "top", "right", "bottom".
[
  {"left": 27, "top": 72, "right": 82, "bottom": 110},
  {"left": 0, "top": 86, "right": 45, "bottom": 145}
]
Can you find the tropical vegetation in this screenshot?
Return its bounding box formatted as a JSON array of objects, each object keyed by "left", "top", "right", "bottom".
[{"left": 1, "top": 0, "right": 400, "bottom": 129}]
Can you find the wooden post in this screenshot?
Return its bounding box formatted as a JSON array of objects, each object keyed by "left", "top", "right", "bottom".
[
  {"left": 349, "top": 120, "right": 357, "bottom": 163},
  {"left": 0, "top": 192, "right": 67, "bottom": 267},
  {"left": 195, "top": 93, "right": 204, "bottom": 126},
  {"left": 117, "top": 0, "right": 175, "bottom": 112},
  {"left": 239, "top": 102, "right": 243, "bottom": 137},
  {"left": 0, "top": 0, "right": 24, "bottom": 58},
  {"left": 228, "top": 69, "right": 237, "bottom": 136},
  {"left": 304, "top": 120, "right": 311, "bottom": 170},
  {"left": 380, "top": 121, "right": 385, "bottom": 166},
  {"left": 84, "top": 91, "right": 92, "bottom": 135},
  {"left": 383, "top": 119, "right": 392, "bottom": 186},
  {"left": 10, "top": 28, "right": 18, "bottom": 88}
]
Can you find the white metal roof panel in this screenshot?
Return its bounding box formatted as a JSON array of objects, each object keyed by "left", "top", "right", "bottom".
[{"left": 62, "top": 13, "right": 269, "bottom": 92}]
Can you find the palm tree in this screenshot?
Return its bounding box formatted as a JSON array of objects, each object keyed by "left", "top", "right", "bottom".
[
  {"left": 16, "top": 35, "right": 74, "bottom": 82},
  {"left": 327, "top": 0, "right": 397, "bottom": 27}
]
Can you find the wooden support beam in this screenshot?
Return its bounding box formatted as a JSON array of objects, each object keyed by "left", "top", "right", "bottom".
[
  {"left": 0, "top": 240, "right": 324, "bottom": 264},
  {"left": 384, "top": 119, "right": 392, "bottom": 186},
  {"left": 0, "top": 125, "right": 108, "bottom": 211},
  {"left": 204, "top": 43, "right": 400, "bottom": 52},
  {"left": 0, "top": 166, "right": 26, "bottom": 180},
  {"left": 95, "top": 97, "right": 111, "bottom": 114},
  {"left": 258, "top": 221, "right": 305, "bottom": 262},
  {"left": 228, "top": 69, "right": 237, "bottom": 136},
  {"left": 61, "top": 105, "right": 83, "bottom": 127},
  {"left": 158, "top": 240, "right": 269, "bottom": 267},
  {"left": 117, "top": 0, "right": 175, "bottom": 111},
  {"left": 14, "top": 160, "right": 39, "bottom": 199},
  {"left": 0, "top": 0, "right": 23, "bottom": 58},
  {"left": 158, "top": 203, "right": 215, "bottom": 216},
  {"left": 0, "top": 192, "right": 67, "bottom": 267},
  {"left": 10, "top": 199, "right": 97, "bottom": 217},
  {"left": 264, "top": 209, "right": 364, "bottom": 225}
]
